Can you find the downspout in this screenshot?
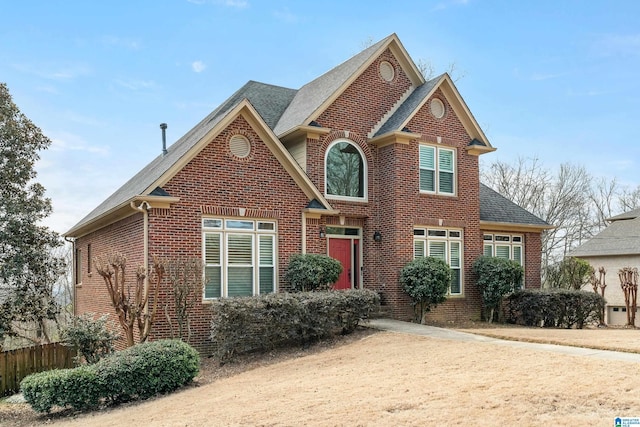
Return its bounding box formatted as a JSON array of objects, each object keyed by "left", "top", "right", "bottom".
[
  {"left": 64, "top": 237, "right": 76, "bottom": 316},
  {"left": 301, "top": 211, "right": 307, "bottom": 254},
  {"left": 130, "top": 201, "right": 151, "bottom": 307}
]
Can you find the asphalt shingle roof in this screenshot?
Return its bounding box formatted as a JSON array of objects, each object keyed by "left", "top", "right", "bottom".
[
  {"left": 570, "top": 213, "right": 640, "bottom": 257},
  {"left": 607, "top": 208, "right": 640, "bottom": 222},
  {"left": 479, "top": 184, "right": 550, "bottom": 227},
  {"left": 68, "top": 81, "right": 296, "bottom": 234},
  {"left": 375, "top": 75, "right": 442, "bottom": 136},
  {"left": 273, "top": 36, "right": 392, "bottom": 136},
  {"left": 67, "top": 35, "right": 546, "bottom": 237}
]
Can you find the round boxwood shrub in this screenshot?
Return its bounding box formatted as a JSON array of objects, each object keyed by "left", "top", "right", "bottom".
[
  {"left": 400, "top": 257, "right": 450, "bottom": 323},
  {"left": 285, "top": 254, "right": 343, "bottom": 291}
]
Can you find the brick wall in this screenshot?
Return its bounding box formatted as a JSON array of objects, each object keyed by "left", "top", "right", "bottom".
[
  {"left": 147, "top": 114, "right": 311, "bottom": 353},
  {"left": 524, "top": 232, "right": 542, "bottom": 289},
  {"left": 75, "top": 44, "right": 546, "bottom": 351},
  {"left": 75, "top": 214, "right": 144, "bottom": 350}
]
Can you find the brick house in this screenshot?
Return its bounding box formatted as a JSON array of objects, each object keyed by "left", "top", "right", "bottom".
[{"left": 65, "top": 34, "right": 550, "bottom": 351}]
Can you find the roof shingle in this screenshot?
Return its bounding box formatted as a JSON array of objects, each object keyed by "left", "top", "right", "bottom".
[
  {"left": 68, "top": 81, "right": 295, "bottom": 235},
  {"left": 479, "top": 184, "right": 550, "bottom": 227}
]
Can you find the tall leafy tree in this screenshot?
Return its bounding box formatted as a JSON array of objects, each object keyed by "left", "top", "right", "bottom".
[{"left": 0, "top": 82, "right": 65, "bottom": 345}]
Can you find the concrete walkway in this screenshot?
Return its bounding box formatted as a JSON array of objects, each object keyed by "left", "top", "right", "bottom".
[{"left": 366, "top": 318, "right": 640, "bottom": 363}]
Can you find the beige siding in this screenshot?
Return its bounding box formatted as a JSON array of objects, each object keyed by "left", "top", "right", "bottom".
[
  {"left": 578, "top": 254, "right": 640, "bottom": 326},
  {"left": 284, "top": 139, "right": 307, "bottom": 172}
]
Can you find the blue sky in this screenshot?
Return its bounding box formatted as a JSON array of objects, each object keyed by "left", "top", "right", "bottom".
[{"left": 3, "top": 0, "right": 640, "bottom": 235}]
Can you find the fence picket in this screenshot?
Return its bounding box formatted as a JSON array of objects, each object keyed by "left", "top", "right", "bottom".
[{"left": 0, "top": 343, "right": 77, "bottom": 397}]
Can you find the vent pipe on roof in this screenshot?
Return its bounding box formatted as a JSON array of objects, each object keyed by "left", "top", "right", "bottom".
[{"left": 160, "top": 123, "right": 168, "bottom": 156}]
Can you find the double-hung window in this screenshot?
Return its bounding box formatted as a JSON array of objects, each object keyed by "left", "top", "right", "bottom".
[
  {"left": 203, "top": 218, "right": 276, "bottom": 299},
  {"left": 413, "top": 227, "right": 463, "bottom": 295},
  {"left": 483, "top": 234, "right": 523, "bottom": 265},
  {"left": 483, "top": 234, "right": 524, "bottom": 287},
  {"left": 419, "top": 145, "right": 456, "bottom": 195}
]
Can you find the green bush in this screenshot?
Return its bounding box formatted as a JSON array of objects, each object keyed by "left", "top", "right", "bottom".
[
  {"left": 400, "top": 257, "right": 450, "bottom": 323},
  {"left": 21, "top": 339, "right": 199, "bottom": 413},
  {"left": 473, "top": 256, "right": 523, "bottom": 322},
  {"left": 546, "top": 257, "right": 593, "bottom": 290},
  {"left": 210, "top": 289, "right": 380, "bottom": 362},
  {"left": 60, "top": 313, "right": 120, "bottom": 364},
  {"left": 505, "top": 289, "right": 604, "bottom": 328},
  {"left": 284, "top": 254, "right": 343, "bottom": 291},
  {"left": 95, "top": 339, "right": 200, "bottom": 403},
  {"left": 20, "top": 365, "right": 101, "bottom": 413}
]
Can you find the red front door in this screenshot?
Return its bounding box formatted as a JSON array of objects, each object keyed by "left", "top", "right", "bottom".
[{"left": 329, "top": 238, "right": 352, "bottom": 290}]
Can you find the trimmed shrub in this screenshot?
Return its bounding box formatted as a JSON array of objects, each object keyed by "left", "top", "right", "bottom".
[
  {"left": 60, "top": 313, "right": 120, "bottom": 364},
  {"left": 473, "top": 256, "right": 523, "bottom": 323},
  {"left": 20, "top": 365, "right": 101, "bottom": 413},
  {"left": 95, "top": 339, "right": 200, "bottom": 403},
  {"left": 21, "top": 339, "right": 199, "bottom": 413},
  {"left": 400, "top": 257, "right": 450, "bottom": 323},
  {"left": 285, "top": 254, "right": 343, "bottom": 291},
  {"left": 505, "top": 289, "right": 604, "bottom": 328},
  {"left": 210, "top": 289, "right": 380, "bottom": 362}
]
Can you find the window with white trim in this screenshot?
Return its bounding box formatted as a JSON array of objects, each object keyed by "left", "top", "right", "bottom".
[
  {"left": 325, "top": 140, "right": 367, "bottom": 200},
  {"left": 483, "top": 234, "right": 524, "bottom": 287},
  {"left": 413, "top": 227, "right": 463, "bottom": 295},
  {"left": 203, "top": 218, "right": 276, "bottom": 299},
  {"left": 419, "top": 145, "right": 456, "bottom": 195}
]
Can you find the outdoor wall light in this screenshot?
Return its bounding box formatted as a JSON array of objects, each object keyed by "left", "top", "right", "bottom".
[
  {"left": 373, "top": 231, "right": 382, "bottom": 242},
  {"left": 319, "top": 227, "right": 326, "bottom": 238}
]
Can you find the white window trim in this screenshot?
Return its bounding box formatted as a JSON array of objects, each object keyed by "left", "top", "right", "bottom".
[
  {"left": 324, "top": 139, "right": 368, "bottom": 202},
  {"left": 483, "top": 233, "right": 525, "bottom": 288},
  {"left": 202, "top": 217, "right": 277, "bottom": 300},
  {"left": 413, "top": 227, "right": 463, "bottom": 296},
  {"left": 419, "top": 144, "right": 456, "bottom": 196}
]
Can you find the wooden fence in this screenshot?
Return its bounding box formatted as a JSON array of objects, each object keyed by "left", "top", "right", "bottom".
[{"left": 0, "top": 342, "right": 76, "bottom": 397}]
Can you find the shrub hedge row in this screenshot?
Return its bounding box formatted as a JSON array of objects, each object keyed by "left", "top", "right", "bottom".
[
  {"left": 210, "top": 289, "right": 380, "bottom": 362},
  {"left": 21, "top": 339, "right": 199, "bottom": 413},
  {"left": 505, "top": 289, "right": 604, "bottom": 329}
]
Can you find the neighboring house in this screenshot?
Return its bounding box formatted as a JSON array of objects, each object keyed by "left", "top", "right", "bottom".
[
  {"left": 570, "top": 208, "right": 640, "bottom": 326},
  {"left": 65, "top": 33, "right": 551, "bottom": 351}
]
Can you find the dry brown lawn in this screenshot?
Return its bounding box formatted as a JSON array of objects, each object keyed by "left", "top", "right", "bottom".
[{"left": 2, "top": 326, "right": 639, "bottom": 427}]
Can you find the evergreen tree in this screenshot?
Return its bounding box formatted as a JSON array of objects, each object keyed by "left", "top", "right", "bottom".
[{"left": 0, "top": 83, "right": 65, "bottom": 345}]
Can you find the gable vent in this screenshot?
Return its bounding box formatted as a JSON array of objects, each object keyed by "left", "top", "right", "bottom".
[
  {"left": 379, "top": 61, "right": 395, "bottom": 82},
  {"left": 430, "top": 98, "right": 445, "bottom": 119},
  {"left": 229, "top": 134, "right": 251, "bottom": 158}
]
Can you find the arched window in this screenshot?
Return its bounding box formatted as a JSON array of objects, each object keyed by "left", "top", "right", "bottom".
[{"left": 325, "top": 140, "right": 366, "bottom": 200}]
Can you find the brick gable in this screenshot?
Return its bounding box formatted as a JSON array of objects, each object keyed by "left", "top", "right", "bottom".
[{"left": 316, "top": 48, "right": 413, "bottom": 137}]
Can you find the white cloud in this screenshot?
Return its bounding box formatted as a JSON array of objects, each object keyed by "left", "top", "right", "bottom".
[
  {"left": 566, "top": 88, "right": 614, "bottom": 97},
  {"left": 187, "top": 0, "right": 248, "bottom": 8},
  {"left": 101, "top": 35, "right": 142, "bottom": 50},
  {"left": 529, "top": 71, "right": 571, "bottom": 81},
  {"left": 49, "top": 133, "right": 109, "bottom": 156},
  {"left": 12, "top": 62, "right": 92, "bottom": 81},
  {"left": 273, "top": 7, "right": 298, "bottom": 23},
  {"left": 216, "top": 0, "right": 248, "bottom": 8},
  {"left": 113, "top": 78, "right": 156, "bottom": 91},
  {"left": 191, "top": 61, "right": 207, "bottom": 73},
  {"left": 432, "top": 0, "right": 470, "bottom": 11}
]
